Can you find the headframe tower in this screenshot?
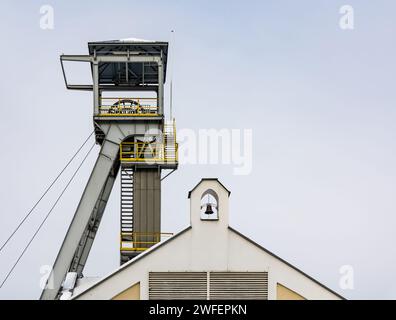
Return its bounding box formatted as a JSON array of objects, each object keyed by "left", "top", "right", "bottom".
[{"left": 40, "top": 39, "right": 178, "bottom": 300}]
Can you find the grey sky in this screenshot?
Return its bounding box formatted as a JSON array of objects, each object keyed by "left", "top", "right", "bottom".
[{"left": 0, "top": 0, "right": 395, "bottom": 299}]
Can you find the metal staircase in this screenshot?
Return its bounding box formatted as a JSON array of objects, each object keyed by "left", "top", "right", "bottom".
[
  {"left": 164, "top": 120, "right": 177, "bottom": 163},
  {"left": 121, "top": 167, "right": 134, "bottom": 233}
]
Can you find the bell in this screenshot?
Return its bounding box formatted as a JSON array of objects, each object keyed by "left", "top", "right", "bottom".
[{"left": 204, "top": 203, "right": 214, "bottom": 215}]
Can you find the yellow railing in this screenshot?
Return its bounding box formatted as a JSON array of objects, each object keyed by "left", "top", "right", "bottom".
[
  {"left": 120, "top": 120, "right": 178, "bottom": 163},
  {"left": 120, "top": 232, "right": 173, "bottom": 252},
  {"left": 120, "top": 142, "right": 178, "bottom": 163},
  {"left": 99, "top": 97, "right": 159, "bottom": 116}
]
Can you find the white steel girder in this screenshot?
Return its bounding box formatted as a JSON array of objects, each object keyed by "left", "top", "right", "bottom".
[{"left": 40, "top": 123, "right": 156, "bottom": 300}]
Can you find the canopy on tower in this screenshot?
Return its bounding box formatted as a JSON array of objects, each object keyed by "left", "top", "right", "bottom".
[{"left": 88, "top": 39, "right": 168, "bottom": 86}]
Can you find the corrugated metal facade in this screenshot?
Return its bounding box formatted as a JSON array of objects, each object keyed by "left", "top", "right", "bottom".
[{"left": 134, "top": 169, "right": 161, "bottom": 242}]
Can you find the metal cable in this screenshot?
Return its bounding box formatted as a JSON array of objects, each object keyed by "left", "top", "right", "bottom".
[
  {"left": 0, "top": 142, "right": 95, "bottom": 289},
  {"left": 0, "top": 131, "right": 94, "bottom": 253}
]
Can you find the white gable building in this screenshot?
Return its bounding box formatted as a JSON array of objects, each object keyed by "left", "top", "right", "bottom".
[{"left": 68, "top": 179, "right": 343, "bottom": 300}]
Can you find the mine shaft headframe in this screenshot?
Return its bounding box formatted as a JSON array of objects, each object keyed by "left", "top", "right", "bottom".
[
  {"left": 40, "top": 39, "right": 174, "bottom": 301},
  {"left": 60, "top": 39, "right": 168, "bottom": 115}
]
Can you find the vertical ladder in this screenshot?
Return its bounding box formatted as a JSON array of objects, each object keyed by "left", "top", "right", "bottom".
[{"left": 121, "top": 167, "right": 134, "bottom": 233}]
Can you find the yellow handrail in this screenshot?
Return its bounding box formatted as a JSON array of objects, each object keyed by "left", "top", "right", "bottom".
[
  {"left": 120, "top": 232, "right": 173, "bottom": 252},
  {"left": 119, "top": 143, "right": 178, "bottom": 162},
  {"left": 98, "top": 97, "right": 159, "bottom": 116},
  {"left": 119, "top": 121, "right": 178, "bottom": 163}
]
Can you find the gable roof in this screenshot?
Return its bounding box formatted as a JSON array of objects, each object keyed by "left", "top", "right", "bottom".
[
  {"left": 72, "top": 224, "right": 344, "bottom": 300},
  {"left": 188, "top": 178, "right": 231, "bottom": 198}
]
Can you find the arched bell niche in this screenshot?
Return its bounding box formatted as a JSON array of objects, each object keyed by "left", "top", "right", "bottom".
[{"left": 200, "top": 189, "right": 219, "bottom": 221}]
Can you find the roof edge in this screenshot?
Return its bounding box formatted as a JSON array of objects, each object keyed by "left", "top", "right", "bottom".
[
  {"left": 228, "top": 226, "right": 346, "bottom": 300},
  {"left": 71, "top": 226, "right": 192, "bottom": 300},
  {"left": 188, "top": 178, "right": 231, "bottom": 198}
]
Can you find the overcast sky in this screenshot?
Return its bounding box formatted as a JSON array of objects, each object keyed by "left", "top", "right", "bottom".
[{"left": 0, "top": 0, "right": 396, "bottom": 299}]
